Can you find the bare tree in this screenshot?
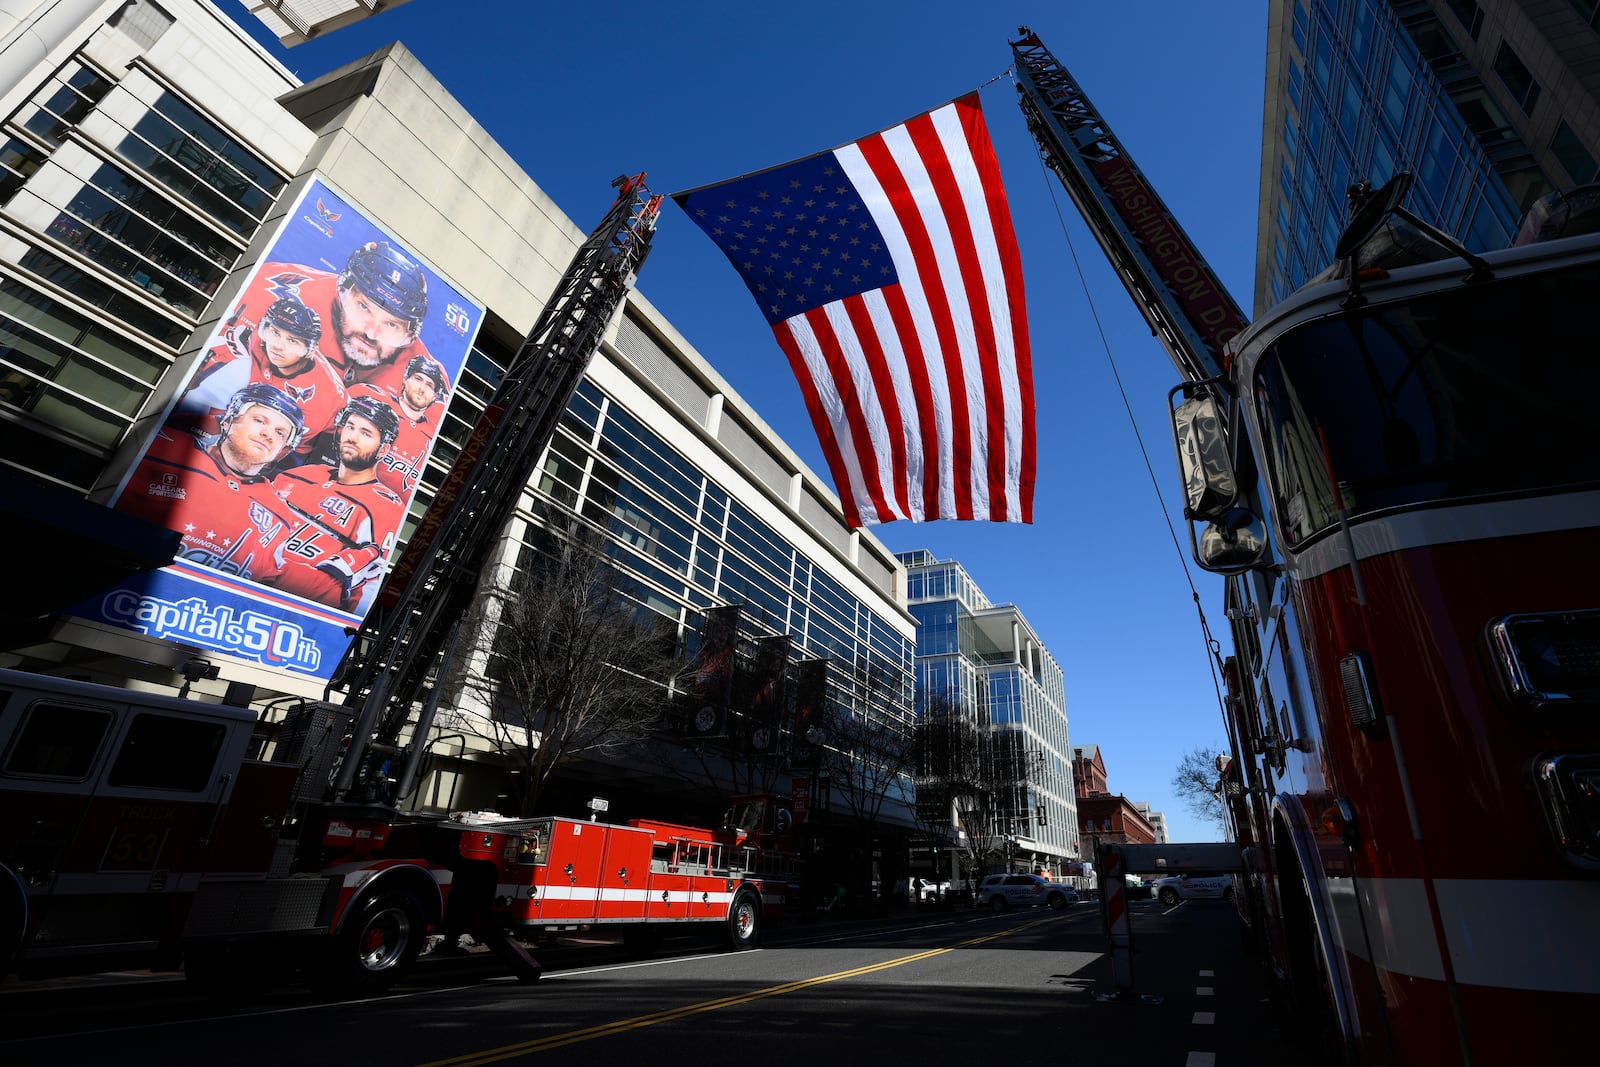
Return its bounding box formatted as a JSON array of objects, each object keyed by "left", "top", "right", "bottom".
[
  {"left": 451, "top": 521, "right": 676, "bottom": 816},
  {"left": 1171, "top": 744, "right": 1229, "bottom": 837}
]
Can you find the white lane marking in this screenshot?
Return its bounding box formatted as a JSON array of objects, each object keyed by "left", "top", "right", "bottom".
[
  {"left": 1197, "top": 969, "right": 1214, "bottom": 976},
  {"left": 1185, "top": 1052, "right": 1216, "bottom": 1067},
  {"left": 1192, "top": 1011, "right": 1215, "bottom": 1024},
  {"left": 1196, "top": 986, "right": 1214, "bottom": 996}
]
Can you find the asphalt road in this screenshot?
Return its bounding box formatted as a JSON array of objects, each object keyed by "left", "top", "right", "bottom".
[{"left": 1, "top": 900, "right": 1307, "bottom": 1065}]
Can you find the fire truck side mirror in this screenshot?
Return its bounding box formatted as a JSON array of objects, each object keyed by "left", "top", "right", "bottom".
[
  {"left": 1170, "top": 391, "right": 1237, "bottom": 521},
  {"left": 1193, "top": 507, "right": 1269, "bottom": 574}
]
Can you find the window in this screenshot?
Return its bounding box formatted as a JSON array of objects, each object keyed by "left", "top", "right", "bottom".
[
  {"left": 48, "top": 164, "right": 233, "bottom": 315},
  {"left": 115, "top": 92, "right": 284, "bottom": 238},
  {"left": 3, "top": 701, "right": 113, "bottom": 779},
  {"left": 108, "top": 713, "right": 226, "bottom": 791},
  {"left": 0, "top": 138, "right": 46, "bottom": 205},
  {"left": 1493, "top": 42, "right": 1541, "bottom": 115},
  {"left": 1253, "top": 262, "right": 1598, "bottom": 545},
  {"left": 1445, "top": 0, "right": 1483, "bottom": 39},
  {"left": 16, "top": 248, "right": 191, "bottom": 346},
  {"left": 15, "top": 61, "right": 112, "bottom": 148},
  {"left": 1551, "top": 120, "right": 1600, "bottom": 184}
]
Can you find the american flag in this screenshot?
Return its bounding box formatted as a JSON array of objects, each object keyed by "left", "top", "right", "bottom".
[{"left": 674, "top": 92, "right": 1034, "bottom": 526}]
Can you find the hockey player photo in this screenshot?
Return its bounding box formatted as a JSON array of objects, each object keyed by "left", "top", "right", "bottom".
[
  {"left": 268, "top": 394, "right": 406, "bottom": 613},
  {"left": 117, "top": 382, "right": 304, "bottom": 584},
  {"left": 176, "top": 295, "right": 348, "bottom": 464},
  {"left": 91, "top": 177, "right": 481, "bottom": 681},
  {"left": 338, "top": 353, "right": 450, "bottom": 496},
  {"left": 233, "top": 240, "right": 448, "bottom": 397}
]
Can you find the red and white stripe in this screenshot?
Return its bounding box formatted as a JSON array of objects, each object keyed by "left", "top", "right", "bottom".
[{"left": 773, "top": 93, "right": 1035, "bottom": 526}]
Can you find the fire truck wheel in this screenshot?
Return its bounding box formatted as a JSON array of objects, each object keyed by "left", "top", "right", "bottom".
[
  {"left": 724, "top": 888, "right": 761, "bottom": 951},
  {"left": 315, "top": 889, "right": 425, "bottom": 996},
  {"left": 1295, "top": 916, "right": 1353, "bottom": 1066}
]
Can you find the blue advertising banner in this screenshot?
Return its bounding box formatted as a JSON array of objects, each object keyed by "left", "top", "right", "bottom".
[{"left": 81, "top": 176, "right": 484, "bottom": 680}]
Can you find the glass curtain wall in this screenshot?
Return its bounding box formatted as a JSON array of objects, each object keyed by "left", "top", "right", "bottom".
[
  {"left": 0, "top": 54, "right": 280, "bottom": 490},
  {"left": 1267, "top": 0, "right": 1521, "bottom": 305}
]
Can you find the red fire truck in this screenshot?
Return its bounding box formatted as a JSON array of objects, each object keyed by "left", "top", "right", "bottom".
[
  {"left": 470, "top": 794, "right": 796, "bottom": 953},
  {"left": 0, "top": 176, "right": 793, "bottom": 995},
  {"left": 1014, "top": 28, "right": 1600, "bottom": 1066}
]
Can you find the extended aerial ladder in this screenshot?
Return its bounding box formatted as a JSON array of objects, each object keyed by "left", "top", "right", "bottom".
[
  {"left": 1010, "top": 29, "right": 1252, "bottom": 993},
  {"left": 329, "top": 174, "right": 663, "bottom": 811},
  {"left": 1011, "top": 29, "right": 1247, "bottom": 386}
]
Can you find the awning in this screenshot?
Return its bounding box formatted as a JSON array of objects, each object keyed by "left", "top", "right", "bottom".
[{"left": 1, "top": 468, "right": 179, "bottom": 648}]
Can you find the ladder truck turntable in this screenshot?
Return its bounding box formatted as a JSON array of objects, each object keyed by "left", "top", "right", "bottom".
[
  {"left": 1013, "top": 27, "right": 1600, "bottom": 1067},
  {"left": 0, "top": 176, "right": 795, "bottom": 995}
]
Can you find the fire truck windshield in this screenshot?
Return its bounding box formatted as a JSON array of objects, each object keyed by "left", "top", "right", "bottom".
[
  {"left": 1252, "top": 262, "right": 1599, "bottom": 547},
  {"left": 725, "top": 798, "right": 766, "bottom": 833}
]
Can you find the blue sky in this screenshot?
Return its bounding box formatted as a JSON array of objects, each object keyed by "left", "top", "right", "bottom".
[{"left": 228, "top": 2, "right": 1268, "bottom": 843}]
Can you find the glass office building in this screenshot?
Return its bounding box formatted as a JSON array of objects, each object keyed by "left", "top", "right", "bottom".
[
  {"left": 1256, "top": 0, "right": 1600, "bottom": 313},
  {"left": 898, "top": 550, "right": 1078, "bottom": 874}
]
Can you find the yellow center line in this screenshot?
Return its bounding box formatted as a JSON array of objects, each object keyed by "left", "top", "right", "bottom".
[{"left": 421, "top": 918, "right": 1053, "bottom": 1065}]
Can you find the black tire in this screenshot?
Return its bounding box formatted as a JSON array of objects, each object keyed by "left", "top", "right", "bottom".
[
  {"left": 1223, "top": 885, "right": 1236, "bottom": 905},
  {"left": 310, "top": 889, "right": 425, "bottom": 997},
  {"left": 1046, "top": 891, "right": 1068, "bottom": 910},
  {"left": 1159, "top": 887, "right": 1180, "bottom": 906},
  {"left": 989, "top": 894, "right": 1009, "bottom": 912},
  {"left": 1296, "top": 904, "right": 1356, "bottom": 1066},
  {"left": 725, "top": 887, "right": 761, "bottom": 951}
]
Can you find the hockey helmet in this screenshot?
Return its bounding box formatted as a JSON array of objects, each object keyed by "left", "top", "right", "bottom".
[
  {"left": 221, "top": 382, "right": 306, "bottom": 452},
  {"left": 336, "top": 393, "right": 400, "bottom": 447},
  {"left": 405, "top": 354, "right": 449, "bottom": 397},
  {"left": 340, "top": 241, "right": 428, "bottom": 327},
  {"left": 260, "top": 296, "right": 322, "bottom": 344}
]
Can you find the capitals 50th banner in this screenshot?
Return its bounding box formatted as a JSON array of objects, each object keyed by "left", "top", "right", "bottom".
[{"left": 81, "top": 177, "right": 483, "bottom": 680}]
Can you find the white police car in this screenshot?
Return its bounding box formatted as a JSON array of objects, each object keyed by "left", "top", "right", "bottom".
[
  {"left": 978, "top": 873, "right": 1078, "bottom": 911},
  {"left": 1151, "top": 874, "right": 1235, "bottom": 905}
]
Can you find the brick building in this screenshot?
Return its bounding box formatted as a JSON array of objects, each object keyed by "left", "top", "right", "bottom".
[{"left": 1072, "top": 744, "right": 1158, "bottom": 864}]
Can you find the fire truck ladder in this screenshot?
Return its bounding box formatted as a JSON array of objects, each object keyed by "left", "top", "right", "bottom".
[
  {"left": 1012, "top": 31, "right": 1257, "bottom": 998},
  {"left": 330, "top": 174, "right": 664, "bottom": 808},
  {"left": 1010, "top": 28, "right": 1247, "bottom": 385}
]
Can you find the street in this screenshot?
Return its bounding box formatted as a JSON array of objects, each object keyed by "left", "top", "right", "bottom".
[{"left": 2, "top": 900, "right": 1306, "bottom": 1065}]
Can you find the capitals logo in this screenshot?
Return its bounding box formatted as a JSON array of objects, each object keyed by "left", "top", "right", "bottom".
[
  {"left": 444, "top": 303, "right": 472, "bottom": 335},
  {"left": 247, "top": 499, "right": 285, "bottom": 545},
  {"left": 303, "top": 197, "right": 343, "bottom": 238}
]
